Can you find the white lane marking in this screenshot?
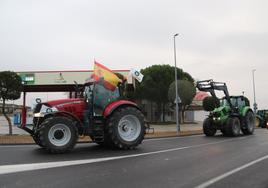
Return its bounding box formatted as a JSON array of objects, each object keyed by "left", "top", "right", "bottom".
[
  {"left": 0, "top": 138, "right": 243, "bottom": 175},
  {"left": 196, "top": 154, "right": 268, "bottom": 188}
]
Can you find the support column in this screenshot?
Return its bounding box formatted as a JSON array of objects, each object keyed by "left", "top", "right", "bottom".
[{"left": 21, "top": 92, "right": 27, "bottom": 127}]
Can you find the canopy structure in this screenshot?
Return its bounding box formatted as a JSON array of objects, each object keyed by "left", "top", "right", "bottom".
[{"left": 17, "top": 70, "right": 132, "bottom": 126}]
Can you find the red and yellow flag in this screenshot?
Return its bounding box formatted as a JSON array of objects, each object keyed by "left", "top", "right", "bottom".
[{"left": 91, "top": 61, "right": 121, "bottom": 91}]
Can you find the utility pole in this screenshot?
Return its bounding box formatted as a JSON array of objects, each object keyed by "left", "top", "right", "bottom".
[
  {"left": 173, "top": 33, "right": 180, "bottom": 134},
  {"left": 252, "top": 69, "right": 257, "bottom": 114}
]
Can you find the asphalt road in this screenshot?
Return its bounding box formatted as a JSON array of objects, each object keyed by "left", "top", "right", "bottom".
[{"left": 1, "top": 129, "right": 268, "bottom": 188}]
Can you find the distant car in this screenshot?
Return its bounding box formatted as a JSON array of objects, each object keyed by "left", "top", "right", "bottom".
[{"left": 256, "top": 110, "right": 268, "bottom": 128}]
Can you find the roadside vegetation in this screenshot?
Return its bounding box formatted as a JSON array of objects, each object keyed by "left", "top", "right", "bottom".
[
  {"left": 132, "top": 64, "right": 195, "bottom": 123},
  {"left": 0, "top": 71, "right": 23, "bottom": 135}
]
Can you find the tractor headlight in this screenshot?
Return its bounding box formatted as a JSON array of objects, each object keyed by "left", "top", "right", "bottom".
[
  {"left": 45, "top": 107, "right": 58, "bottom": 113},
  {"left": 34, "top": 112, "right": 45, "bottom": 117},
  {"left": 34, "top": 106, "right": 58, "bottom": 117},
  {"left": 213, "top": 117, "right": 220, "bottom": 121},
  {"left": 51, "top": 107, "right": 58, "bottom": 112}
]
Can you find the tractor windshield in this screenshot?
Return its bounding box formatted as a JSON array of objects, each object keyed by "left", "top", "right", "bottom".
[
  {"left": 93, "top": 82, "right": 120, "bottom": 115},
  {"left": 221, "top": 98, "right": 237, "bottom": 107},
  {"left": 84, "top": 85, "right": 93, "bottom": 103},
  {"left": 236, "top": 97, "right": 245, "bottom": 108},
  {"left": 221, "top": 97, "right": 245, "bottom": 108}
]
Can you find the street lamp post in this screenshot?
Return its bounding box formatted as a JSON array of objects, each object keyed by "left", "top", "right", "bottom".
[
  {"left": 252, "top": 69, "right": 257, "bottom": 114},
  {"left": 173, "top": 33, "right": 180, "bottom": 135}
]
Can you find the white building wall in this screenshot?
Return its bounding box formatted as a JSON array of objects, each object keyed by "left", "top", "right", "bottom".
[{"left": 194, "top": 110, "right": 209, "bottom": 122}]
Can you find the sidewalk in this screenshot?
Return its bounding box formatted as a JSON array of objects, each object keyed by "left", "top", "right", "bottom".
[{"left": 0, "top": 122, "right": 203, "bottom": 144}]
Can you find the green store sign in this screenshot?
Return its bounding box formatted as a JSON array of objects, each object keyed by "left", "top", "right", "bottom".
[{"left": 20, "top": 74, "right": 35, "bottom": 85}]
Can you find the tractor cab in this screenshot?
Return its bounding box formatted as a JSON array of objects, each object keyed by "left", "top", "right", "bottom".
[
  {"left": 83, "top": 80, "right": 121, "bottom": 116},
  {"left": 221, "top": 96, "right": 250, "bottom": 112}
]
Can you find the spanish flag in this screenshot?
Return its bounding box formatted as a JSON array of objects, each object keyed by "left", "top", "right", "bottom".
[{"left": 92, "top": 61, "right": 121, "bottom": 91}]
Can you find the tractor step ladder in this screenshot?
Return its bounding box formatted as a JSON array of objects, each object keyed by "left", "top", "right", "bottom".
[{"left": 92, "top": 117, "right": 105, "bottom": 142}]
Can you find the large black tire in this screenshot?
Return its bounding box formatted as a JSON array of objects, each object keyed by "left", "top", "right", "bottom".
[
  {"left": 32, "top": 118, "right": 45, "bottom": 147},
  {"left": 241, "top": 111, "right": 255, "bottom": 135},
  {"left": 39, "top": 116, "right": 78, "bottom": 154},
  {"left": 106, "top": 106, "right": 145, "bottom": 149},
  {"left": 32, "top": 133, "right": 44, "bottom": 147},
  {"left": 203, "top": 118, "right": 217, "bottom": 136},
  {"left": 220, "top": 128, "right": 227, "bottom": 136},
  {"left": 224, "top": 117, "right": 241, "bottom": 137},
  {"left": 90, "top": 133, "right": 113, "bottom": 148}
]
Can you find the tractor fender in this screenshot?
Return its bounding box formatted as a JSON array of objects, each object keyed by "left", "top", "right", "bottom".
[
  {"left": 241, "top": 106, "right": 253, "bottom": 117},
  {"left": 44, "top": 111, "right": 83, "bottom": 127},
  {"left": 255, "top": 114, "right": 262, "bottom": 121},
  {"left": 103, "top": 100, "right": 140, "bottom": 118}
]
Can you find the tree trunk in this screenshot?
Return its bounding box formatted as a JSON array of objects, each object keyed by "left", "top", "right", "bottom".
[
  {"left": 178, "top": 105, "right": 183, "bottom": 124},
  {"left": 182, "top": 111, "right": 185, "bottom": 123},
  {"left": 182, "top": 105, "right": 185, "bottom": 123},
  {"left": 150, "top": 101, "right": 153, "bottom": 122},
  {"left": 2, "top": 99, "right": 12, "bottom": 135},
  {"left": 162, "top": 103, "right": 166, "bottom": 122},
  {"left": 156, "top": 103, "right": 162, "bottom": 122},
  {"left": 179, "top": 110, "right": 182, "bottom": 124}
]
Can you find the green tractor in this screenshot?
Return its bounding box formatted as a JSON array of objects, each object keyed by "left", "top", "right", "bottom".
[
  {"left": 196, "top": 80, "right": 255, "bottom": 137},
  {"left": 256, "top": 110, "right": 268, "bottom": 128}
]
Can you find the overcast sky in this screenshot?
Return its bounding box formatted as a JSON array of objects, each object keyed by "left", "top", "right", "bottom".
[{"left": 0, "top": 0, "right": 267, "bottom": 109}]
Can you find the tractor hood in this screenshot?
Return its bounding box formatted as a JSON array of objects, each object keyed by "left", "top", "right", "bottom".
[
  {"left": 45, "top": 98, "right": 85, "bottom": 108},
  {"left": 34, "top": 98, "right": 86, "bottom": 120},
  {"left": 213, "top": 106, "right": 229, "bottom": 114}
]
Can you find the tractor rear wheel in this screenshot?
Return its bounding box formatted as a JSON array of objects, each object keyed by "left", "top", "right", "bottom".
[
  {"left": 225, "top": 117, "right": 241, "bottom": 137},
  {"left": 241, "top": 111, "right": 255, "bottom": 135},
  {"left": 106, "top": 106, "right": 145, "bottom": 149},
  {"left": 39, "top": 116, "right": 78, "bottom": 153},
  {"left": 203, "top": 118, "right": 216, "bottom": 136}
]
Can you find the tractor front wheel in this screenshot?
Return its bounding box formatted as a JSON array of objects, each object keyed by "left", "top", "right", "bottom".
[
  {"left": 225, "top": 117, "right": 241, "bottom": 137},
  {"left": 39, "top": 116, "right": 78, "bottom": 153},
  {"left": 107, "top": 106, "right": 145, "bottom": 149},
  {"left": 203, "top": 118, "right": 216, "bottom": 136},
  {"left": 241, "top": 111, "right": 255, "bottom": 135},
  {"left": 32, "top": 132, "right": 44, "bottom": 147}
]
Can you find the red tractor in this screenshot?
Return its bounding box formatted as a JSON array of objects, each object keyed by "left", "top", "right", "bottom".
[{"left": 25, "top": 80, "right": 145, "bottom": 153}]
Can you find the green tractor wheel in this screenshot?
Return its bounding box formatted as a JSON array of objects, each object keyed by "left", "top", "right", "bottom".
[
  {"left": 255, "top": 117, "right": 260, "bottom": 127},
  {"left": 203, "top": 118, "right": 217, "bottom": 136},
  {"left": 220, "top": 128, "right": 227, "bottom": 136},
  {"left": 225, "top": 117, "right": 241, "bottom": 137},
  {"left": 241, "top": 111, "right": 255, "bottom": 135}
]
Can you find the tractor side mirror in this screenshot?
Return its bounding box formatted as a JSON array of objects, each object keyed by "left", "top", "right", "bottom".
[{"left": 36, "top": 98, "right": 41, "bottom": 104}]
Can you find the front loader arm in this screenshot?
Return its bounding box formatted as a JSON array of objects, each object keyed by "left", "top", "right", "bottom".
[
  {"left": 196, "top": 79, "right": 232, "bottom": 108},
  {"left": 196, "top": 79, "right": 217, "bottom": 98}
]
